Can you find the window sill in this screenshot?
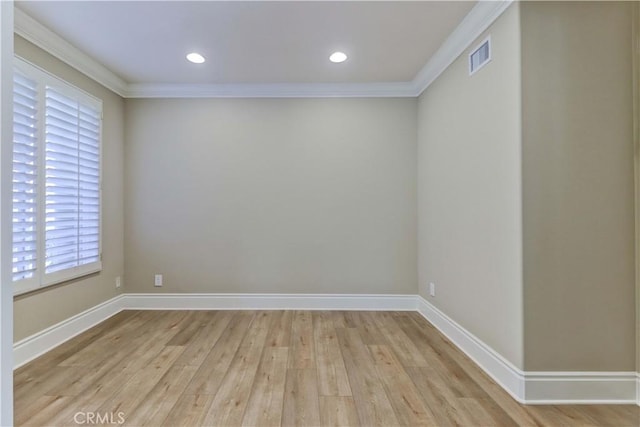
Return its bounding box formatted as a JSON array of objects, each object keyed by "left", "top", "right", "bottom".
[{"left": 14, "top": 262, "right": 102, "bottom": 297}]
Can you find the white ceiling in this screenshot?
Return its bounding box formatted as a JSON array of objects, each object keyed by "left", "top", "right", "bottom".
[{"left": 16, "top": 1, "right": 476, "bottom": 86}]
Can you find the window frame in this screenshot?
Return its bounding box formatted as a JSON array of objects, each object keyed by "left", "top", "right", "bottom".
[{"left": 13, "top": 56, "right": 103, "bottom": 296}]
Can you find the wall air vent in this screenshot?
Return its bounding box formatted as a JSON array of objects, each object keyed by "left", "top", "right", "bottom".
[{"left": 469, "top": 36, "right": 491, "bottom": 75}]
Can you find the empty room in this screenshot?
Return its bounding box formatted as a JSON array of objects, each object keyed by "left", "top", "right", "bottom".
[{"left": 0, "top": 0, "right": 639, "bottom": 426}]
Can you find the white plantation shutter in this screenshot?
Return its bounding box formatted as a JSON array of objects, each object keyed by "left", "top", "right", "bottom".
[
  {"left": 12, "top": 71, "right": 39, "bottom": 283},
  {"left": 44, "top": 87, "right": 101, "bottom": 279},
  {"left": 12, "top": 57, "right": 102, "bottom": 294}
]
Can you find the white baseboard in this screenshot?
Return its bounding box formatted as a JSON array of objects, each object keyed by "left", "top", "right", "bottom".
[
  {"left": 13, "top": 294, "right": 124, "bottom": 369},
  {"left": 122, "top": 293, "right": 417, "bottom": 311},
  {"left": 416, "top": 295, "right": 527, "bottom": 401},
  {"left": 416, "top": 296, "right": 638, "bottom": 405},
  {"left": 524, "top": 371, "right": 638, "bottom": 404},
  {"left": 13, "top": 292, "right": 640, "bottom": 406}
]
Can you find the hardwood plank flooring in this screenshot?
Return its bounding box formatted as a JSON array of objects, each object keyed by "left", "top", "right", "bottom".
[
  {"left": 14, "top": 310, "right": 640, "bottom": 427},
  {"left": 201, "top": 311, "right": 272, "bottom": 426},
  {"left": 313, "top": 311, "right": 351, "bottom": 397},
  {"left": 319, "top": 396, "right": 359, "bottom": 427},
  {"left": 282, "top": 368, "right": 321, "bottom": 427},
  {"left": 242, "top": 347, "right": 288, "bottom": 427}
]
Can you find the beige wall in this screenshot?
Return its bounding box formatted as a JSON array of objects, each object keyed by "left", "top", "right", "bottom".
[
  {"left": 417, "top": 4, "right": 524, "bottom": 368},
  {"left": 124, "top": 98, "right": 417, "bottom": 294},
  {"left": 521, "top": 1, "right": 636, "bottom": 371},
  {"left": 417, "top": 0, "right": 636, "bottom": 373},
  {"left": 13, "top": 36, "right": 124, "bottom": 341}
]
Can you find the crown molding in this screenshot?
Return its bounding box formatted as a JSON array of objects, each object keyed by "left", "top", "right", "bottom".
[
  {"left": 13, "top": 1, "right": 512, "bottom": 99},
  {"left": 125, "top": 81, "right": 419, "bottom": 98},
  {"left": 412, "top": 0, "right": 514, "bottom": 96},
  {"left": 13, "top": 7, "right": 127, "bottom": 97}
]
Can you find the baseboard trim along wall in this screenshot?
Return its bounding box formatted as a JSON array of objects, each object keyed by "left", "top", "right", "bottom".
[
  {"left": 416, "top": 296, "right": 638, "bottom": 405},
  {"left": 123, "top": 292, "right": 417, "bottom": 311},
  {"left": 13, "top": 294, "right": 125, "bottom": 369},
  {"left": 13, "top": 292, "right": 640, "bottom": 405},
  {"left": 415, "top": 295, "right": 527, "bottom": 400},
  {"left": 522, "top": 371, "right": 638, "bottom": 404}
]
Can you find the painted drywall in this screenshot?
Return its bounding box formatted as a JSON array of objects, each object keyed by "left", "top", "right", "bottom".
[
  {"left": 1, "top": 2, "right": 14, "bottom": 423},
  {"left": 521, "top": 1, "right": 636, "bottom": 371},
  {"left": 417, "top": 4, "right": 524, "bottom": 368},
  {"left": 13, "top": 36, "right": 124, "bottom": 342},
  {"left": 124, "top": 98, "right": 417, "bottom": 294}
]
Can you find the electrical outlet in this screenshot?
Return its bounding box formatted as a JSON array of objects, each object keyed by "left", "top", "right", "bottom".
[
  {"left": 154, "top": 274, "right": 163, "bottom": 287},
  {"left": 115, "top": 276, "right": 121, "bottom": 288},
  {"left": 429, "top": 282, "right": 436, "bottom": 297}
]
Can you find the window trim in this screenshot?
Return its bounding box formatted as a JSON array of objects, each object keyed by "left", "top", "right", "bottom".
[{"left": 13, "top": 56, "right": 103, "bottom": 296}]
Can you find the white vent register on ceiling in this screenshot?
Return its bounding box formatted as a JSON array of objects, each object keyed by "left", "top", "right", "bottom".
[{"left": 469, "top": 36, "right": 491, "bottom": 75}]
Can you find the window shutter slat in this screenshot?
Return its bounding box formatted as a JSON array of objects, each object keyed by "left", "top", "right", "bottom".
[
  {"left": 44, "top": 86, "right": 101, "bottom": 276},
  {"left": 12, "top": 70, "right": 38, "bottom": 282}
]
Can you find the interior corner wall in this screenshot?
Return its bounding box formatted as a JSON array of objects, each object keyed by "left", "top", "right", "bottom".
[
  {"left": 417, "top": 3, "right": 524, "bottom": 369},
  {"left": 12, "top": 36, "right": 125, "bottom": 342},
  {"left": 521, "top": 1, "right": 636, "bottom": 371},
  {"left": 123, "top": 97, "right": 417, "bottom": 295}
]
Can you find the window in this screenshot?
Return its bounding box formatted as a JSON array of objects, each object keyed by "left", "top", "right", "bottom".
[{"left": 12, "top": 58, "right": 102, "bottom": 295}]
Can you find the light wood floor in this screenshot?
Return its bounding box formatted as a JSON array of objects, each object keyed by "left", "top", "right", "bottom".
[{"left": 14, "top": 310, "right": 639, "bottom": 426}]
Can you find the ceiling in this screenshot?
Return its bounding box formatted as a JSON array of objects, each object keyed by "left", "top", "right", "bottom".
[{"left": 16, "top": 1, "right": 476, "bottom": 86}]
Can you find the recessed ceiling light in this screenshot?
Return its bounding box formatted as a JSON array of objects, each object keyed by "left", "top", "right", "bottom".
[
  {"left": 329, "top": 51, "right": 347, "bottom": 63},
  {"left": 186, "top": 52, "right": 206, "bottom": 64}
]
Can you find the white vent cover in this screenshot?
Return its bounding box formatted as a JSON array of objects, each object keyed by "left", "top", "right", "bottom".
[{"left": 469, "top": 36, "right": 491, "bottom": 75}]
